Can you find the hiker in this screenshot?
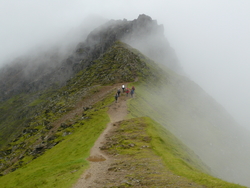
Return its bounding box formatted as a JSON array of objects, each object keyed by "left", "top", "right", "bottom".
[
  {"left": 130, "top": 89, "right": 134, "bottom": 97},
  {"left": 122, "top": 84, "right": 125, "bottom": 92},
  {"left": 126, "top": 88, "right": 130, "bottom": 97},
  {"left": 117, "top": 88, "right": 121, "bottom": 97},
  {"left": 114, "top": 93, "right": 118, "bottom": 103},
  {"left": 132, "top": 86, "right": 135, "bottom": 91}
]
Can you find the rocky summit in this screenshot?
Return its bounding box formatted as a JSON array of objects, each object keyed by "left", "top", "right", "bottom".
[{"left": 0, "top": 14, "right": 180, "bottom": 102}]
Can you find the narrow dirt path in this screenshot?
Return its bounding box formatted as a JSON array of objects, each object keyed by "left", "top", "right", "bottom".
[
  {"left": 71, "top": 86, "right": 203, "bottom": 187},
  {"left": 72, "top": 92, "right": 129, "bottom": 188}
]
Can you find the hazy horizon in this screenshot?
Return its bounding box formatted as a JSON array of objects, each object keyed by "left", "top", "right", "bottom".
[{"left": 1, "top": 0, "right": 250, "bottom": 129}]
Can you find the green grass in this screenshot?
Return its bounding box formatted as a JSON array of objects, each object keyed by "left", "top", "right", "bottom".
[
  {"left": 143, "top": 117, "right": 245, "bottom": 188},
  {"left": 0, "top": 94, "right": 114, "bottom": 188},
  {"left": 28, "top": 98, "right": 45, "bottom": 107},
  {"left": 103, "top": 115, "right": 245, "bottom": 187},
  {"left": 101, "top": 117, "right": 200, "bottom": 187}
]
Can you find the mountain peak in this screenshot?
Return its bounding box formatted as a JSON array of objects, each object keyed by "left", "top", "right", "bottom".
[{"left": 0, "top": 15, "right": 180, "bottom": 102}]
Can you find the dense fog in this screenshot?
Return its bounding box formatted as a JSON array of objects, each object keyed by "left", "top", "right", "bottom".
[
  {"left": 1, "top": 0, "right": 249, "bottom": 129},
  {"left": 1, "top": 0, "right": 250, "bottom": 186}
]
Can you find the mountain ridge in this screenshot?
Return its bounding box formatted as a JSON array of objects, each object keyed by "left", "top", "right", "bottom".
[
  {"left": 0, "top": 14, "right": 250, "bottom": 187},
  {"left": 0, "top": 14, "right": 180, "bottom": 102},
  {"left": 0, "top": 40, "right": 245, "bottom": 187},
  {"left": 0, "top": 41, "right": 154, "bottom": 174}
]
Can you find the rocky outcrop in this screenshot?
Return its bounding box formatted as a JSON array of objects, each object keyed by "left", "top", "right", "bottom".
[{"left": 76, "top": 14, "right": 180, "bottom": 72}]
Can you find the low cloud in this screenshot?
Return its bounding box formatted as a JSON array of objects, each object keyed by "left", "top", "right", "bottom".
[{"left": 1, "top": 0, "right": 250, "bottom": 139}]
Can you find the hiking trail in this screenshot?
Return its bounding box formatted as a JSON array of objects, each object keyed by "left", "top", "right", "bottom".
[
  {"left": 71, "top": 86, "right": 203, "bottom": 187},
  {"left": 72, "top": 92, "right": 128, "bottom": 188}
]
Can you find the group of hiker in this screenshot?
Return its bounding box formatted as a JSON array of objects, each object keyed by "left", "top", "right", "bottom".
[{"left": 115, "top": 84, "right": 135, "bottom": 103}]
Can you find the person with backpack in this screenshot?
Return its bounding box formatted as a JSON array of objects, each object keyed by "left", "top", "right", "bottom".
[
  {"left": 132, "top": 86, "right": 135, "bottom": 91},
  {"left": 114, "top": 92, "right": 119, "bottom": 103},
  {"left": 130, "top": 88, "right": 134, "bottom": 97},
  {"left": 126, "top": 88, "right": 130, "bottom": 97},
  {"left": 117, "top": 88, "right": 121, "bottom": 97}
]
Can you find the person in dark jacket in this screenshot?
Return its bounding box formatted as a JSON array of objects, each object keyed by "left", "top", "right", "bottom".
[
  {"left": 117, "top": 88, "right": 121, "bottom": 97},
  {"left": 130, "top": 89, "right": 134, "bottom": 97},
  {"left": 115, "top": 93, "right": 119, "bottom": 103}
]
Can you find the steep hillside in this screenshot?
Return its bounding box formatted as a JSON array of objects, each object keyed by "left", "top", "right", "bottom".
[
  {"left": 0, "top": 41, "right": 246, "bottom": 188},
  {"left": 127, "top": 63, "right": 250, "bottom": 186},
  {"left": 0, "top": 41, "right": 150, "bottom": 174}
]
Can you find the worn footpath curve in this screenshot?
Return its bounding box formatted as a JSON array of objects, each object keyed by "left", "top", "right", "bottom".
[
  {"left": 72, "top": 88, "right": 205, "bottom": 187},
  {"left": 73, "top": 93, "right": 128, "bottom": 188}
]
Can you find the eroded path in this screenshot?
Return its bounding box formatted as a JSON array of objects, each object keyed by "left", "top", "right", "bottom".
[
  {"left": 73, "top": 93, "right": 128, "bottom": 188},
  {"left": 72, "top": 88, "right": 203, "bottom": 188}
]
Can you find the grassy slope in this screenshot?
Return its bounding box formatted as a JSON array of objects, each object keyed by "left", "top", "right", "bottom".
[
  {"left": 144, "top": 117, "right": 244, "bottom": 187},
  {"left": 126, "top": 60, "right": 250, "bottom": 186},
  {"left": 107, "top": 116, "right": 245, "bottom": 187},
  {"left": 0, "top": 93, "right": 244, "bottom": 188},
  {"left": 0, "top": 93, "right": 113, "bottom": 188},
  {"left": 124, "top": 45, "right": 248, "bottom": 186}
]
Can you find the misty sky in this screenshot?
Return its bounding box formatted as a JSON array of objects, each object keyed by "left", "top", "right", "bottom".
[{"left": 1, "top": 0, "right": 250, "bottom": 128}]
